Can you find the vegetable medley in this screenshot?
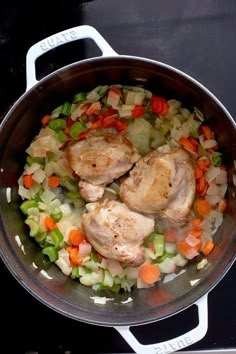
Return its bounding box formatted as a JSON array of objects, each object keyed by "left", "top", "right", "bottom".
[{"left": 18, "top": 84, "right": 227, "bottom": 292}]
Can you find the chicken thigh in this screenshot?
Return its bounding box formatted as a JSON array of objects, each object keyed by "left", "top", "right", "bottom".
[
  {"left": 67, "top": 133, "right": 140, "bottom": 202},
  {"left": 82, "top": 200, "right": 154, "bottom": 266},
  {"left": 120, "top": 148, "right": 196, "bottom": 225}
]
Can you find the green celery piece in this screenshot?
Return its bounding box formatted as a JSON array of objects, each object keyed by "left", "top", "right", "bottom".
[
  {"left": 61, "top": 101, "right": 72, "bottom": 116},
  {"left": 49, "top": 229, "right": 63, "bottom": 248},
  {"left": 99, "top": 85, "right": 108, "bottom": 98},
  {"left": 56, "top": 130, "right": 67, "bottom": 143},
  {"left": 212, "top": 155, "right": 222, "bottom": 167},
  {"left": 62, "top": 176, "right": 78, "bottom": 192},
  {"left": 157, "top": 252, "right": 174, "bottom": 263},
  {"left": 143, "top": 232, "right": 156, "bottom": 246},
  {"left": 66, "top": 191, "right": 81, "bottom": 200},
  {"left": 34, "top": 187, "right": 44, "bottom": 203},
  {"left": 69, "top": 121, "right": 87, "bottom": 139},
  {"left": 25, "top": 218, "right": 40, "bottom": 237},
  {"left": 42, "top": 246, "right": 58, "bottom": 262},
  {"left": 144, "top": 112, "right": 158, "bottom": 127},
  {"left": 191, "top": 120, "right": 201, "bottom": 138},
  {"left": 20, "top": 200, "right": 38, "bottom": 215},
  {"left": 159, "top": 123, "right": 170, "bottom": 136},
  {"left": 90, "top": 252, "right": 100, "bottom": 262},
  {"left": 153, "top": 234, "right": 165, "bottom": 257},
  {"left": 71, "top": 267, "right": 80, "bottom": 279},
  {"left": 51, "top": 211, "right": 63, "bottom": 222},
  {"left": 72, "top": 92, "right": 87, "bottom": 103},
  {"left": 35, "top": 232, "right": 47, "bottom": 245},
  {"left": 26, "top": 155, "right": 45, "bottom": 166},
  {"left": 48, "top": 118, "right": 67, "bottom": 131}
]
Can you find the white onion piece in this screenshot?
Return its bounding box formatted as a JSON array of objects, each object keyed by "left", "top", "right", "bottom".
[
  {"left": 106, "top": 259, "right": 124, "bottom": 277},
  {"left": 55, "top": 258, "right": 72, "bottom": 276},
  {"left": 126, "top": 267, "right": 140, "bottom": 280},
  {"left": 205, "top": 166, "right": 221, "bottom": 183},
  {"left": 18, "top": 185, "right": 31, "bottom": 200},
  {"left": 206, "top": 194, "right": 221, "bottom": 206},
  {"left": 215, "top": 212, "right": 223, "bottom": 229},
  {"left": 79, "top": 243, "right": 92, "bottom": 259},
  {"left": 199, "top": 134, "right": 205, "bottom": 146},
  {"left": 33, "top": 168, "right": 46, "bottom": 184},
  {"left": 185, "top": 235, "right": 200, "bottom": 248},
  {"left": 24, "top": 163, "right": 41, "bottom": 175},
  {"left": 173, "top": 254, "right": 188, "bottom": 267},
  {"left": 200, "top": 218, "right": 212, "bottom": 231},
  {"left": 41, "top": 189, "right": 56, "bottom": 204},
  {"left": 165, "top": 242, "right": 177, "bottom": 254},
  {"left": 202, "top": 139, "right": 217, "bottom": 149},
  {"left": 219, "top": 184, "right": 227, "bottom": 197},
  {"left": 207, "top": 183, "right": 220, "bottom": 196},
  {"left": 59, "top": 203, "right": 72, "bottom": 216},
  {"left": 215, "top": 170, "right": 227, "bottom": 184}
]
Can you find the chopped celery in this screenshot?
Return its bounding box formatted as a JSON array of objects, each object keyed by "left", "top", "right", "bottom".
[
  {"left": 51, "top": 211, "right": 63, "bottom": 222},
  {"left": 25, "top": 218, "right": 40, "bottom": 237},
  {"left": 56, "top": 130, "right": 67, "bottom": 143},
  {"left": 35, "top": 232, "right": 47, "bottom": 245},
  {"left": 61, "top": 101, "right": 72, "bottom": 116},
  {"left": 20, "top": 200, "right": 38, "bottom": 215},
  {"left": 62, "top": 176, "right": 78, "bottom": 192},
  {"left": 191, "top": 120, "right": 201, "bottom": 138},
  {"left": 48, "top": 118, "right": 66, "bottom": 131},
  {"left": 49, "top": 229, "right": 63, "bottom": 248},
  {"left": 69, "top": 121, "right": 87, "bottom": 139},
  {"left": 103, "top": 270, "right": 114, "bottom": 287},
  {"left": 159, "top": 123, "right": 170, "bottom": 136},
  {"left": 212, "top": 154, "right": 222, "bottom": 167},
  {"left": 72, "top": 92, "right": 86, "bottom": 103},
  {"left": 66, "top": 191, "right": 81, "bottom": 200},
  {"left": 157, "top": 252, "right": 174, "bottom": 263},
  {"left": 153, "top": 234, "right": 165, "bottom": 257},
  {"left": 90, "top": 252, "right": 100, "bottom": 262},
  {"left": 42, "top": 246, "right": 58, "bottom": 262},
  {"left": 98, "top": 85, "right": 108, "bottom": 98},
  {"left": 144, "top": 112, "right": 158, "bottom": 127},
  {"left": 71, "top": 266, "right": 80, "bottom": 279},
  {"left": 26, "top": 156, "right": 45, "bottom": 166},
  {"left": 34, "top": 187, "right": 44, "bottom": 202},
  {"left": 143, "top": 232, "right": 155, "bottom": 246}
]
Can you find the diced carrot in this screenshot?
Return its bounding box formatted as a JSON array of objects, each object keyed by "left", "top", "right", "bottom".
[
  {"left": 41, "top": 114, "right": 51, "bottom": 126},
  {"left": 164, "top": 227, "right": 177, "bottom": 243},
  {"left": 69, "top": 229, "right": 86, "bottom": 246},
  {"left": 218, "top": 198, "right": 227, "bottom": 213},
  {"left": 195, "top": 199, "right": 211, "bottom": 216},
  {"left": 87, "top": 102, "right": 102, "bottom": 115},
  {"left": 91, "top": 120, "right": 102, "bottom": 129},
  {"left": 179, "top": 137, "right": 197, "bottom": 153},
  {"left": 139, "top": 264, "right": 160, "bottom": 284},
  {"left": 177, "top": 240, "right": 198, "bottom": 260},
  {"left": 23, "top": 174, "right": 34, "bottom": 189},
  {"left": 192, "top": 218, "right": 202, "bottom": 230},
  {"left": 188, "top": 229, "right": 202, "bottom": 238},
  {"left": 199, "top": 182, "right": 208, "bottom": 197},
  {"left": 68, "top": 246, "right": 82, "bottom": 265},
  {"left": 48, "top": 176, "right": 60, "bottom": 188},
  {"left": 44, "top": 216, "right": 58, "bottom": 231},
  {"left": 197, "top": 158, "right": 211, "bottom": 171},
  {"left": 195, "top": 167, "right": 203, "bottom": 179},
  {"left": 202, "top": 240, "right": 214, "bottom": 256},
  {"left": 189, "top": 137, "right": 199, "bottom": 148},
  {"left": 201, "top": 125, "right": 213, "bottom": 140},
  {"left": 198, "top": 176, "right": 207, "bottom": 194},
  {"left": 132, "top": 105, "right": 145, "bottom": 118}
]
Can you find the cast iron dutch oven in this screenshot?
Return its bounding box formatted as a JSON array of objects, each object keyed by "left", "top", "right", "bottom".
[{"left": 0, "top": 26, "right": 236, "bottom": 354}]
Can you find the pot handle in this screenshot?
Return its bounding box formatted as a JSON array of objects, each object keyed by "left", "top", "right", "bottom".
[
  {"left": 115, "top": 294, "right": 208, "bottom": 354},
  {"left": 26, "top": 25, "right": 118, "bottom": 91}
]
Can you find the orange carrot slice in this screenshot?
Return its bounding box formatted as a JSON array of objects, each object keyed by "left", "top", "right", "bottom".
[{"left": 139, "top": 264, "right": 160, "bottom": 284}]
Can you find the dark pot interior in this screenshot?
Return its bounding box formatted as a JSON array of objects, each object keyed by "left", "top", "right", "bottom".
[{"left": 0, "top": 56, "right": 235, "bottom": 326}]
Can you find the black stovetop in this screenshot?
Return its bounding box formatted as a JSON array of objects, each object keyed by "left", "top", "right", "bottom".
[{"left": 0, "top": 1, "right": 236, "bottom": 353}]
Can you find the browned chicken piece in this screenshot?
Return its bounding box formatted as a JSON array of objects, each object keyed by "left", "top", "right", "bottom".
[
  {"left": 67, "top": 133, "right": 140, "bottom": 202},
  {"left": 82, "top": 200, "right": 155, "bottom": 266},
  {"left": 120, "top": 148, "right": 196, "bottom": 225}
]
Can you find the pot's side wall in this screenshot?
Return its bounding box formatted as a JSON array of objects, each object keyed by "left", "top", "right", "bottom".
[{"left": 0, "top": 57, "right": 235, "bottom": 326}]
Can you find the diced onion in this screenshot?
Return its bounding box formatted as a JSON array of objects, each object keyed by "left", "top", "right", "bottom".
[
  {"left": 205, "top": 166, "right": 221, "bottom": 183},
  {"left": 207, "top": 183, "right": 220, "bottom": 196},
  {"left": 202, "top": 139, "right": 217, "bottom": 149},
  {"left": 215, "top": 170, "right": 227, "bottom": 184},
  {"left": 33, "top": 168, "right": 46, "bottom": 184},
  {"left": 78, "top": 243, "right": 92, "bottom": 259},
  {"left": 206, "top": 194, "right": 221, "bottom": 206},
  {"left": 219, "top": 184, "right": 227, "bottom": 197}
]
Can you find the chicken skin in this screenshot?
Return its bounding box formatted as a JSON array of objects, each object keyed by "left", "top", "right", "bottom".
[
  {"left": 120, "top": 148, "right": 196, "bottom": 225},
  {"left": 82, "top": 200, "right": 154, "bottom": 266},
  {"left": 67, "top": 133, "right": 140, "bottom": 202}
]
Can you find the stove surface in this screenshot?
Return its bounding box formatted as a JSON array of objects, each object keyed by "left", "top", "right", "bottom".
[{"left": 0, "top": 1, "right": 236, "bottom": 353}]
